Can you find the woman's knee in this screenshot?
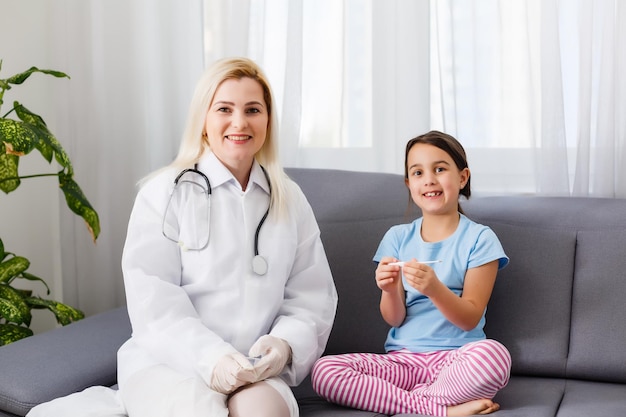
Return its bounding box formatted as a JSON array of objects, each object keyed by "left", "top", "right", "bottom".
[
  {"left": 228, "top": 381, "right": 293, "bottom": 417},
  {"left": 121, "top": 365, "right": 229, "bottom": 417}
]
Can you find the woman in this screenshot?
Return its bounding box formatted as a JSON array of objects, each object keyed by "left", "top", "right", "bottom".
[
  {"left": 28, "top": 57, "right": 337, "bottom": 417},
  {"left": 118, "top": 56, "right": 338, "bottom": 417}
]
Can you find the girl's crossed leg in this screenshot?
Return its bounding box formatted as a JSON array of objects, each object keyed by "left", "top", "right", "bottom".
[{"left": 311, "top": 339, "right": 511, "bottom": 416}]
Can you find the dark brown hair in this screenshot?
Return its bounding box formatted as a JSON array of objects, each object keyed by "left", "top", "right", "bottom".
[{"left": 404, "top": 130, "right": 471, "bottom": 213}]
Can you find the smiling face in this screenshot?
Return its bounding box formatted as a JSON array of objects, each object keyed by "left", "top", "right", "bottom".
[
  {"left": 204, "top": 76, "right": 269, "bottom": 179},
  {"left": 405, "top": 143, "right": 470, "bottom": 216}
]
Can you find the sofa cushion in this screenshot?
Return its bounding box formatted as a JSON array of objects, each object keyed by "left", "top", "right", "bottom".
[
  {"left": 0, "top": 307, "right": 130, "bottom": 416},
  {"left": 315, "top": 218, "right": 394, "bottom": 354},
  {"left": 567, "top": 229, "right": 626, "bottom": 383},
  {"left": 299, "top": 396, "right": 387, "bottom": 416},
  {"left": 555, "top": 379, "right": 626, "bottom": 416},
  {"left": 463, "top": 198, "right": 576, "bottom": 378},
  {"left": 286, "top": 168, "right": 413, "bottom": 355},
  {"left": 394, "top": 376, "right": 568, "bottom": 417},
  {"left": 478, "top": 376, "right": 566, "bottom": 417}
]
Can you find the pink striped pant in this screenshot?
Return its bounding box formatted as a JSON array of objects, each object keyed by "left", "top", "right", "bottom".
[{"left": 311, "top": 339, "right": 511, "bottom": 416}]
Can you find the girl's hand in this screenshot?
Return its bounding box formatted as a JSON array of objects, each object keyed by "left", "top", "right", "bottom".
[
  {"left": 375, "top": 257, "right": 402, "bottom": 293},
  {"left": 376, "top": 257, "right": 406, "bottom": 327},
  {"left": 403, "top": 260, "right": 499, "bottom": 332},
  {"left": 402, "top": 259, "right": 444, "bottom": 296}
]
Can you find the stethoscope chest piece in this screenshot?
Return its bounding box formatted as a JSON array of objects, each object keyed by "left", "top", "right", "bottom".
[{"left": 252, "top": 255, "right": 268, "bottom": 276}]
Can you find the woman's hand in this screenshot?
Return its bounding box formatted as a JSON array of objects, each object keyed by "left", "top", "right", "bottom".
[
  {"left": 210, "top": 352, "right": 257, "bottom": 394},
  {"left": 248, "top": 335, "right": 292, "bottom": 381}
]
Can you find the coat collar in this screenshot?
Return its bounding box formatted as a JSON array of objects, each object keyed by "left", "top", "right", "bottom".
[{"left": 197, "top": 152, "right": 270, "bottom": 194}]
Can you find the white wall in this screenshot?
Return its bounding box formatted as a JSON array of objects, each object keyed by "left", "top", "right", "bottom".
[
  {"left": 1, "top": 1, "right": 64, "bottom": 333},
  {"left": 1, "top": 0, "right": 206, "bottom": 335}
]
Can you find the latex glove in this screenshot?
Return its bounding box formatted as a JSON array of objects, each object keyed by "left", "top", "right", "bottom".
[
  {"left": 209, "top": 352, "right": 258, "bottom": 395},
  {"left": 248, "top": 335, "right": 292, "bottom": 381}
]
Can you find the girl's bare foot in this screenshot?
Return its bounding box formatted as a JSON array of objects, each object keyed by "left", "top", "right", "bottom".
[{"left": 447, "top": 399, "right": 500, "bottom": 416}]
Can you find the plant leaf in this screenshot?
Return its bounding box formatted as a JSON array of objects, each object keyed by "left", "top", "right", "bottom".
[
  {"left": 0, "top": 59, "right": 6, "bottom": 109},
  {"left": 58, "top": 172, "right": 100, "bottom": 241},
  {"left": 0, "top": 256, "right": 29, "bottom": 283},
  {"left": 0, "top": 118, "right": 39, "bottom": 156},
  {"left": 13, "top": 101, "right": 47, "bottom": 127},
  {"left": 0, "top": 141, "right": 20, "bottom": 193},
  {"left": 15, "top": 288, "right": 33, "bottom": 298},
  {"left": 0, "top": 79, "right": 9, "bottom": 109},
  {"left": 0, "top": 246, "right": 13, "bottom": 263},
  {"left": 5, "top": 66, "right": 70, "bottom": 86},
  {"left": 26, "top": 297, "right": 84, "bottom": 325},
  {"left": 0, "top": 323, "right": 33, "bottom": 346},
  {"left": 14, "top": 102, "right": 71, "bottom": 168},
  {"left": 19, "top": 271, "right": 50, "bottom": 295},
  {"left": 0, "top": 284, "right": 32, "bottom": 325}
]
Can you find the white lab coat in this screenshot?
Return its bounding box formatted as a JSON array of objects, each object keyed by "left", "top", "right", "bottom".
[
  {"left": 117, "top": 152, "right": 337, "bottom": 395},
  {"left": 26, "top": 153, "right": 336, "bottom": 417}
]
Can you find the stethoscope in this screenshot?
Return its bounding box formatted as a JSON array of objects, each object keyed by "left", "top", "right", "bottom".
[{"left": 166, "top": 164, "right": 271, "bottom": 276}]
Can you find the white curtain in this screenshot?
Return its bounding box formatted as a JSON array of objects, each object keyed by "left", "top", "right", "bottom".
[
  {"left": 203, "top": 0, "right": 431, "bottom": 174},
  {"left": 431, "top": 0, "right": 626, "bottom": 197},
  {"left": 2, "top": 0, "right": 625, "bottom": 332},
  {"left": 53, "top": 0, "right": 205, "bottom": 314},
  {"left": 204, "top": 0, "right": 625, "bottom": 197}
]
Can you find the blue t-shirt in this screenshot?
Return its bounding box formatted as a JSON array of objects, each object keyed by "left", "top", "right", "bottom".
[{"left": 373, "top": 214, "right": 509, "bottom": 353}]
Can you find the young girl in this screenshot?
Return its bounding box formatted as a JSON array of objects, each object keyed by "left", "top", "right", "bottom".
[{"left": 311, "top": 130, "right": 511, "bottom": 416}]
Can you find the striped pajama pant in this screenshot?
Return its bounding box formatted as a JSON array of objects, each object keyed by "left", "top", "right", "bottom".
[{"left": 311, "top": 339, "right": 511, "bottom": 416}]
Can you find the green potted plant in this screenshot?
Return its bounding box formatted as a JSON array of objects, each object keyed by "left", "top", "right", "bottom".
[{"left": 0, "top": 60, "right": 100, "bottom": 345}]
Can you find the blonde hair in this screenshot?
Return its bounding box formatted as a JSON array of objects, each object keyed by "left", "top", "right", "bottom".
[{"left": 146, "top": 56, "right": 289, "bottom": 217}]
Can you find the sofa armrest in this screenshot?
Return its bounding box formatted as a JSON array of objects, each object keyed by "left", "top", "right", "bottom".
[{"left": 0, "top": 306, "right": 131, "bottom": 417}]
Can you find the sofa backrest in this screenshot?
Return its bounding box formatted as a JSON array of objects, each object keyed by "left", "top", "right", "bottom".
[
  {"left": 286, "top": 168, "right": 626, "bottom": 384},
  {"left": 286, "top": 168, "right": 407, "bottom": 355},
  {"left": 463, "top": 195, "right": 626, "bottom": 383}
]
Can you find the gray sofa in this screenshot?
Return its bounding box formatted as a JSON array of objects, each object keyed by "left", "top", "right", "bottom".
[{"left": 2, "top": 167, "right": 626, "bottom": 417}]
